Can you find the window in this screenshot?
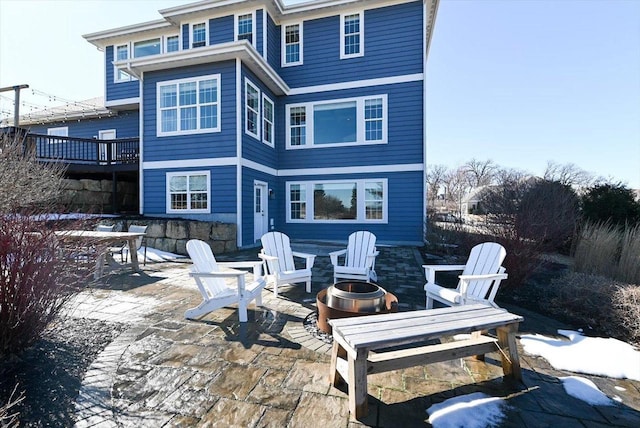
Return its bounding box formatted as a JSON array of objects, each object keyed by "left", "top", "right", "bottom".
[
  {"left": 236, "top": 13, "right": 254, "bottom": 44},
  {"left": 282, "top": 23, "right": 302, "bottom": 66},
  {"left": 165, "top": 35, "right": 180, "bottom": 53},
  {"left": 286, "top": 95, "right": 386, "bottom": 148},
  {"left": 262, "top": 94, "right": 274, "bottom": 146},
  {"left": 157, "top": 74, "right": 220, "bottom": 136},
  {"left": 47, "top": 127, "right": 68, "bottom": 137},
  {"left": 191, "top": 22, "right": 207, "bottom": 48},
  {"left": 245, "top": 79, "right": 260, "bottom": 139},
  {"left": 341, "top": 12, "right": 363, "bottom": 58},
  {"left": 134, "top": 38, "right": 160, "bottom": 57},
  {"left": 167, "top": 171, "right": 210, "bottom": 213},
  {"left": 114, "top": 44, "right": 132, "bottom": 82},
  {"left": 287, "top": 179, "right": 387, "bottom": 223}
]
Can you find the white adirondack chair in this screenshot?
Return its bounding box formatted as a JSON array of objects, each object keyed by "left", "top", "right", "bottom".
[
  {"left": 423, "top": 242, "right": 508, "bottom": 309},
  {"left": 329, "top": 231, "right": 379, "bottom": 283},
  {"left": 185, "top": 239, "right": 266, "bottom": 322},
  {"left": 258, "top": 232, "right": 316, "bottom": 297}
]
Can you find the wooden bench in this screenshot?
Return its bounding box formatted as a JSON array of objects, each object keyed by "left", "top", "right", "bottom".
[{"left": 328, "top": 304, "right": 524, "bottom": 419}]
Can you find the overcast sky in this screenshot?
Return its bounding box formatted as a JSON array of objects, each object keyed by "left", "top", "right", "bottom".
[{"left": 1, "top": 0, "right": 638, "bottom": 187}]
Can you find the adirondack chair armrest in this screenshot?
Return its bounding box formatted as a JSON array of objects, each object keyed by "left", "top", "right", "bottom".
[
  {"left": 258, "top": 252, "right": 281, "bottom": 275},
  {"left": 422, "top": 264, "right": 467, "bottom": 284},
  {"left": 292, "top": 251, "right": 316, "bottom": 269},
  {"left": 329, "top": 249, "right": 347, "bottom": 266},
  {"left": 190, "top": 269, "right": 246, "bottom": 279},
  {"left": 218, "top": 261, "right": 264, "bottom": 281},
  {"left": 457, "top": 272, "right": 509, "bottom": 298}
]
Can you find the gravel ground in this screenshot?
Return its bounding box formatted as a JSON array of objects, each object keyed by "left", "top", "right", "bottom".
[{"left": 0, "top": 317, "right": 126, "bottom": 427}]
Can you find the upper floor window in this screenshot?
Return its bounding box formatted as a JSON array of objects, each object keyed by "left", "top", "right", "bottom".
[
  {"left": 191, "top": 22, "right": 207, "bottom": 48},
  {"left": 47, "top": 127, "right": 68, "bottom": 137},
  {"left": 340, "top": 12, "right": 363, "bottom": 59},
  {"left": 236, "top": 13, "right": 254, "bottom": 44},
  {"left": 286, "top": 95, "right": 386, "bottom": 149},
  {"left": 157, "top": 74, "right": 220, "bottom": 136},
  {"left": 134, "top": 38, "right": 161, "bottom": 58},
  {"left": 114, "top": 44, "right": 133, "bottom": 82},
  {"left": 167, "top": 171, "right": 210, "bottom": 213},
  {"left": 287, "top": 179, "right": 387, "bottom": 223},
  {"left": 262, "top": 94, "right": 274, "bottom": 147},
  {"left": 165, "top": 35, "right": 180, "bottom": 53},
  {"left": 245, "top": 79, "right": 260, "bottom": 139},
  {"left": 282, "top": 23, "right": 303, "bottom": 66}
]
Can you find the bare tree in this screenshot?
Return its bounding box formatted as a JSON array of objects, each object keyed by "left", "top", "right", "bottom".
[
  {"left": 462, "top": 158, "right": 498, "bottom": 188},
  {"left": 426, "top": 164, "right": 448, "bottom": 205},
  {"left": 442, "top": 167, "right": 469, "bottom": 216},
  {"left": 543, "top": 161, "right": 594, "bottom": 189}
]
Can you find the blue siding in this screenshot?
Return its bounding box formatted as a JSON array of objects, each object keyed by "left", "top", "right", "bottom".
[
  {"left": 142, "top": 61, "right": 237, "bottom": 162},
  {"left": 277, "top": 80, "right": 423, "bottom": 170},
  {"left": 256, "top": 9, "right": 263, "bottom": 56},
  {"left": 211, "top": 15, "right": 233, "bottom": 45},
  {"left": 278, "top": 2, "right": 423, "bottom": 88},
  {"left": 144, "top": 166, "right": 237, "bottom": 222},
  {"left": 241, "top": 167, "right": 277, "bottom": 246},
  {"left": 28, "top": 111, "right": 139, "bottom": 138},
  {"left": 241, "top": 65, "right": 277, "bottom": 169},
  {"left": 266, "top": 13, "right": 280, "bottom": 71},
  {"left": 105, "top": 46, "right": 139, "bottom": 102},
  {"left": 182, "top": 24, "right": 189, "bottom": 50}
]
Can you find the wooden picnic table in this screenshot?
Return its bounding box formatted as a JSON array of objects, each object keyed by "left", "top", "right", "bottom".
[
  {"left": 55, "top": 230, "right": 146, "bottom": 279},
  {"left": 329, "top": 304, "right": 524, "bottom": 419}
]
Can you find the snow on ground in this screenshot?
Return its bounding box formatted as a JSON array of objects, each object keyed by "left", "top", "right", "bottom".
[
  {"left": 560, "top": 376, "right": 616, "bottom": 406},
  {"left": 520, "top": 329, "right": 640, "bottom": 381},
  {"left": 125, "top": 246, "right": 187, "bottom": 263},
  {"left": 426, "top": 392, "right": 508, "bottom": 428}
]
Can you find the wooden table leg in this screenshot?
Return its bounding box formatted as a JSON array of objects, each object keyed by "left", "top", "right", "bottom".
[
  {"left": 496, "top": 323, "right": 522, "bottom": 381},
  {"left": 128, "top": 238, "right": 140, "bottom": 272},
  {"left": 348, "top": 349, "right": 368, "bottom": 419},
  {"left": 330, "top": 340, "right": 346, "bottom": 387}
]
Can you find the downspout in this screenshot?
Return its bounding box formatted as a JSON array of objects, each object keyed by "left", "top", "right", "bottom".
[
  {"left": 138, "top": 70, "right": 144, "bottom": 215},
  {"left": 236, "top": 58, "right": 243, "bottom": 248}
]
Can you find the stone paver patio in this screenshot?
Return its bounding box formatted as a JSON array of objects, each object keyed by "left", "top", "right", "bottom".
[{"left": 67, "top": 243, "right": 640, "bottom": 427}]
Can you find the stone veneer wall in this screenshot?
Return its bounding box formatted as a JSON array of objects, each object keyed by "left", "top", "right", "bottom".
[
  {"left": 98, "top": 218, "right": 237, "bottom": 255},
  {"left": 62, "top": 178, "right": 137, "bottom": 213}
]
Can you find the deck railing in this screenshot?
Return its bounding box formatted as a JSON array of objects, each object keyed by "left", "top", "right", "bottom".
[{"left": 24, "top": 133, "right": 140, "bottom": 165}]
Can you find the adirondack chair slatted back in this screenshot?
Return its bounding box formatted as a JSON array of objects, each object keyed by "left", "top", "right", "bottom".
[
  {"left": 186, "top": 239, "right": 227, "bottom": 299},
  {"left": 261, "top": 232, "right": 296, "bottom": 273},
  {"left": 461, "top": 243, "right": 506, "bottom": 299},
  {"left": 346, "top": 231, "right": 377, "bottom": 268}
]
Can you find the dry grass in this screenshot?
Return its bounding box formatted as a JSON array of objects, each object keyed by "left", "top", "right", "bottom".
[
  {"left": 0, "top": 384, "right": 23, "bottom": 428},
  {"left": 573, "top": 222, "right": 620, "bottom": 278},
  {"left": 617, "top": 224, "right": 640, "bottom": 285}
]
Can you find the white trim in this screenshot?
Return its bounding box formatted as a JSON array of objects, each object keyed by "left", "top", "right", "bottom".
[
  {"left": 262, "top": 9, "right": 267, "bottom": 61},
  {"left": 234, "top": 10, "right": 256, "bottom": 47},
  {"left": 190, "top": 21, "right": 209, "bottom": 48},
  {"left": 422, "top": 1, "right": 428, "bottom": 242},
  {"left": 104, "top": 97, "right": 140, "bottom": 107},
  {"left": 281, "top": 22, "right": 303, "bottom": 67},
  {"left": 285, "top": 94, "right": 387, "bottom": 149},
  {"left": 166, "top": 170, "right": 211, "bottom": 214},
  {"left": 244, "top": 78, "right": 261, "bottom": 140},
  {"left": 47, "top": 126, "right": 68, "bottom": 137},
  {"left": 143, "top": 157, "right": 237, "bottom": 170},
  {"left": 98, "top": 129, "right": 116, "bottom": 139},
  {"left": 236, "top": 58, "right": 243, "bottom": 251},
  {"left": 139, "top": 74, "right": 144, "bottom": 215},
  {"left": 163, "top": 34, "right": 181, "bottom": 53},
  {"left": 253, "top": 179, "right": 269, "bottom": 242},
  {"left": 156, "top": 74, "right": 221, "bottom": 136},
  {"left": 278, "top": 163, "right": 423, "bottom": 176},
  {"left": 340, "top": 11, "right": 364, "bottom": 59},
  {"left": 289, "top": 73, "right": 423, "bottom": 95},
  {"left": 286, "top": 178, "right": 387, "bottom": 224},
  {"left": 261, "top": 93, "right": 275, "bottom": 147},
  {"left": 132, "top": 37, "right": 162, "bottom": 58},
  {"left": 241, "top": 158, "right": 278, "bottom": 176}
]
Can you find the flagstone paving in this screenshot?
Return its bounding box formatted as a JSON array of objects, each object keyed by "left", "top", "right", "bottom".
[{"left": 68, "top": 243, "right": 640, "bottom": 427}]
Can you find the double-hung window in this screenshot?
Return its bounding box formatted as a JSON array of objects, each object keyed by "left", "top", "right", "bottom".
[
  {"left": 114, "top": 44, "right": 132, "bottom": 82},
  {"left": 340, "top": 12, "right": 363, "bottom": 58},
  {"left": 286, "top": 95, "right": 386, "bottom": 148},
  {"left": 262, "top": 94, "right": 274, "bottom": 146},
  {"left": 157, "top": 74, "right": 220, "bottom": 136},
  {"left": 282, "top": 23, "right": 302, "bottom": 66},
  {"left": 166, "top": 171, "right": 210, "bottom": 213},
  {"left": 191, "top": 22, "right": 207, "bottom": 48},
  {"left": 245, "top": 80, "right": 260, "bottom": 139},
  {"left": 236, "top": 13, "right": 254, "bottom": 44},
  {"left": 165, "top": 35, "right": 180, "bottom": 53},
  {"left": 287, "top": 179, "right": 387, "bottom": 223}
]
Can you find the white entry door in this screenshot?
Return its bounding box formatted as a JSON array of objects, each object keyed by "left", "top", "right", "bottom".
[
  {"left": 254, "top": 181, "right": 269, "bottom": 242},
  {"left": 98, "top": 129, "right": 116, "bottom": 163}
]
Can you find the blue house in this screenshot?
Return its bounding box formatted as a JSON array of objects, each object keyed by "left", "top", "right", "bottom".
[{"left": 28, "top": 0, "right": 439, "bottom": 247}]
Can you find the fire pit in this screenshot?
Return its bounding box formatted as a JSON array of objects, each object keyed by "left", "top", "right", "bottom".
[{"left": 316, "top": 281, "right": 398, "bottom": 334}]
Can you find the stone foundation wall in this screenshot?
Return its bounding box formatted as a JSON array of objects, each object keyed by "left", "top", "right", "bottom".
[
  {"left": 98, "top": 218, "right": 237, "bottom": 255},
  {"left": 61, "top": 179, "right": 137, "bottom": 213}
]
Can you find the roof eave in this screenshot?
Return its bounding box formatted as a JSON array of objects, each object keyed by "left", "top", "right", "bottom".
[{"left": 83, "top": 19, "right": 177, "bottom": 50}]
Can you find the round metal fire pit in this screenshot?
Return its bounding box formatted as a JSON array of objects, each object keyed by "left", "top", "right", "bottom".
[
  {"left": 316, "top": 281, "right": 398, "bottom": 334},
  {"left": 326, "top": 281, "right": 386, "bottom": 313}
]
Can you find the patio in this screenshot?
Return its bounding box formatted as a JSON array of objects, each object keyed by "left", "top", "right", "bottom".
[{"left": 67, "top": 243, "right": 640, "bottom": 427}]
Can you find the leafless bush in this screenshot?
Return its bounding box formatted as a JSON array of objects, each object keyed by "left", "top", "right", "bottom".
[
  {"left": 614, "top": 285, "right": 640, "bottom": 344},
  {"left": 0, "top": 384, "right": 23, "bottom": 427}
]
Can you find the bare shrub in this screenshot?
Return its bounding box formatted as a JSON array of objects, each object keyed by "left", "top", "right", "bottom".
[
  {"left": 0, "top": 384, "right": 23, "bottom": 427},
  {"left": 614, "top": 285, "right": 640, "bottom": 344},
  {"left": 573, "top": 222, "right": 620, "bottom": 278}
]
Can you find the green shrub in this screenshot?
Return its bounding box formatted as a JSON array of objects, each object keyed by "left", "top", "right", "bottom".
[{"left": 581, "top": 183, "right": 640, "bottom": 227}]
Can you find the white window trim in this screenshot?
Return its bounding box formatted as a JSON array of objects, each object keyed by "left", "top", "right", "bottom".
[
  {"left": 281, "top": 22, "right": 303, "bottom": 67},
  {"left": 286, "top": 178, "right": 388, "bottom": 224},
  {"left": 132, "top": 37, "right": 162, "bottom": 58},
  {"left": 164, "top": 34, "right": 181, "bottom": 53},
  {"left": 262, "top": 94, "right": 275, "bottom": 147},
  {"left": 234, "top": 11, "right": 256, "bottom": 46},
  {"left": 244, "top": 78, "right": 261, "bottom": 140},
  {"left": 166, "top": 170, "right": 211, "bottom": 214},
  {"left": 340, "top": 11, "right": 364, "bottom": 59},
  {"left": 190, "top": 21, "right": 209, "bottom": 48},
  {"left": 156, "top": 74, "right": 221, "bottom": 137},
  {"left": 114, "top": 43, "right": 133, "bottom": 83},
  {"left": 47, "top": 126, "right": 68, "bottom": 137},
  {"left": 285, "top": 94, "right": 387, "bottom": 149}
]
